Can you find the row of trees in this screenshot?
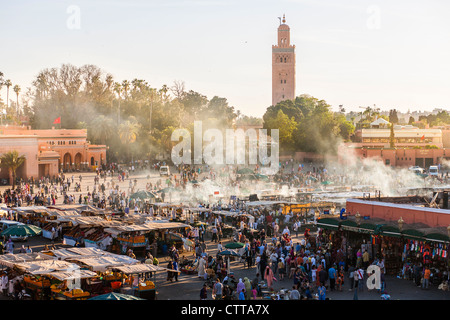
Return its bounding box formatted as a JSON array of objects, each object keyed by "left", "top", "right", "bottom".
[
  {"left": 8, "top": 63, "right": 449, "bottom": 163},
  {"left": 20, "top": 64, "right": 240, "bottom": 163},
  {"left": 262, "top": 95, "right": 355, "bottom": 154},
  {"left": 2, "top": 64, "right": 359, "bottom": 162},
  {"left": 0, "top": 71, "right": 22, "bottom": 118}
]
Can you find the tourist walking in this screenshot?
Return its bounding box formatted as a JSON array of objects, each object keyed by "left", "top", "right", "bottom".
[{"left": 212, "top": 278, "right": 223, "bottom": 300}]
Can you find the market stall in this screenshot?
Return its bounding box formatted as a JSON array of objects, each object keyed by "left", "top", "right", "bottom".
[
  {"left": 316, "top": 215, "right": 450, "bottom": 277},
  {"left": 108, "top": 263, "right": 169, "bottom": 300}
]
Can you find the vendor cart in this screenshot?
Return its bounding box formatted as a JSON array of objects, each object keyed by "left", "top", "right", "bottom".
[
  {"left": 134, "top": 280, "right": 156, "bottom": 300},
  {"left": 23, "top": 275, "right": 51, "bottom": 300}
]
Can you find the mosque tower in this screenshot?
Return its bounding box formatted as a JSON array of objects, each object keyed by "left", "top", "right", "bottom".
[{"left": 272, "top": 14, "right": 296, "bottom": 106}]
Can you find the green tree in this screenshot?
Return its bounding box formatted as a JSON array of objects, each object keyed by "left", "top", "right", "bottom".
[
  {"left": 13, "top": 84, "right": 21, "bottom": 115},
  {"left": 264, "top": 109, "right": 297, "bottom": 150},
  {"left": 89, "top": 115, "right": 116, "bottom": 145},
  {"left": 0, "top": 150, "right": 26, "bottom": 190},
  {"left": 389, "top": 124, "right": 395, "bottom": 148},
  {"left": 335, "top": 114, "right": 355, "bottom": 141},
  {"left": 389, "top": 109, "right": 399, "bottom": 124},
  {"left": 291, "top": 95, "right": 341, "bottom": 154},
  {"left": 119, "top": 117, "right": 140, "bottom": 162}
]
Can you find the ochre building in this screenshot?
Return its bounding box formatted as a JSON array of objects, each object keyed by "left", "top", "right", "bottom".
[{"left": 0, "top": 125, "right": 107, "bottom": 181}]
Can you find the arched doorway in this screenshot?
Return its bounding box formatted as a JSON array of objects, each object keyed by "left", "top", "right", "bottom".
[
  {"left": 90, "top": 156, "right": 95, "bottom": 166},
  {"left": 74, "top": 153, "right": 82, "bottom": 170},
  {"left": 63, "top": 153, "right": 72, "bottom": 170}
]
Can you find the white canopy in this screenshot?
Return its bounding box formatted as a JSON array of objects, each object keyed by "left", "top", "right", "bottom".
[
  {"left": 212, "top": 210, "right": 239, "bottom": 217},
  {"left": 68, "top": 254, "right": 139, "bottom": 272},
  {"left": 50, "top": 247, "right": 106, "bottom": 260},
  {"left": 110, "top": 264, "right": 167, "bottom": 274},
  {"left": 15, "top": 260, "right": 79, "bottom": 275},
  {"left": 0, "top": 253, "right": 56, "bottom": 268},
  {"left": 43, "top": 269, "right": 98, "bottom": 281},
  {"left": 104, "top": 221, "right": 190, "bottom": 237}
]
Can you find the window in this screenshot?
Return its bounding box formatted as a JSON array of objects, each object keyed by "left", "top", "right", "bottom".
[
  {"left": 280, "top": 57, "right": 283, "bottom": 63},
  {"left": 284, "top": 80, "right": 286, "bottom": 84},
  {"left": 284, "top": 57, "right": 287, "bottom": 63},
  {"left": 281, "top": 80, "right": 283, "bottom": 84}
]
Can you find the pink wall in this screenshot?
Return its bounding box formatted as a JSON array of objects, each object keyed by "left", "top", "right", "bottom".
[
  {"left": 346, "top": 199, "right": 450, "bottom": 228},
  {"left": 0, "top": 136, "right": 39, "bottom": 179}
]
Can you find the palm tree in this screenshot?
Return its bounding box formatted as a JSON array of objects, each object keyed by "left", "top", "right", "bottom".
[
  {"left": 121, "top": 80, "right": 130, "bottom": 99},
  {"left": 113, "top": 82, "right": 122, "bottom": 124},
  {"left": 0, "top": 150, "right": 26, "bottom": 190},
  {"left": 4, "top": 79, "right": 12, "bottom": 108},
  {"left": 118, "top": 117, "right": 140, "bottom": 162},
  {"left": 13, "top": 84, "right": 21, "bottom": 116},
  {"left": 89, "top": 115, "right": 116, "bottom": 145}
]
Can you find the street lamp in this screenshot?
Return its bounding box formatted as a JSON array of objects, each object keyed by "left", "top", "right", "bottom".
[{"left": 398, "top": 217, "right": 404, "bottom": 232}]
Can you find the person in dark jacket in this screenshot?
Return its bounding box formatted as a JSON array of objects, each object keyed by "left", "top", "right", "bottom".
[{"left": 319, "top": 266, "right": 328, "bottom": 287}]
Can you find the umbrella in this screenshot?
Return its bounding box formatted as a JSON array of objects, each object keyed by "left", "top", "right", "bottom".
[
  {"left": 218, "top": 250, "right": 240, "bottom": 257},
  {"left": 217, "top": 250, "right": 240, "bottom": 275},
  {"left": 129, "top": 190, "right": 158, "bottom": 200},
  {"left": 224, "top": 242, "right": 245, "bottom": 249},
  {"left": 89, "top": 292, "right": 145, "bottom": 300},
  {"left": 255, "top": 173, "right": 269, "bottom": 181},
  {"left": 1, "top": 224, "right": 42, "bottom": 237},
  {"left": 321, "top": 181, "right": 333, "bottom": 185},
  {"left": 238, "top": 174, "right": 257, "bottom": 181},
  {"left": 156, "top": 187, "right": 179, "bottom": 194}
]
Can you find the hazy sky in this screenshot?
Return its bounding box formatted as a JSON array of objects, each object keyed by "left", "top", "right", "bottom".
[{"left": 1, "top": 0, "right": 449, "bottom": 117}]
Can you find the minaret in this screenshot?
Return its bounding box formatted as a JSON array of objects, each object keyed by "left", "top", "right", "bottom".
[{"left": 272, "top": 14, "right": 296, "bottom": 106}]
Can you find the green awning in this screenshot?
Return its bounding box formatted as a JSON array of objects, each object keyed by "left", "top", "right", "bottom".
[
  {"left": 424, "top": 233, "right": 450, "bottom": 243},
  {"left": 401, "top": 229, "right": 425, "bottom": 241},
  {"left": 348, "top": 222, "right": 375, "bottom": 234},
  {"left": 380, "top": 225, "right": 402, "bottom": 238},
  {"left": 316, "top": 218, "right": 340, "bottom": 230},
  {"left": 340, "top": 220, "right": 358, "bottom": 231}
]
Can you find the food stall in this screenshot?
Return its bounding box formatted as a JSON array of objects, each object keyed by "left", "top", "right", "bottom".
[
  {"left": 108, "top": 263, "right": 168, "bottom": 300},
  {"left": 11, "top": 259, "right": 91, "bottom": 300},
  {"left": 62, "top": 216, "right": 121, "bottom": 247},
  {"left": 104, "top": 224, "right": 151, "bottom": 255},
  {"left": 46, "top": 270, "right": 99, "bottom": 300}
]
